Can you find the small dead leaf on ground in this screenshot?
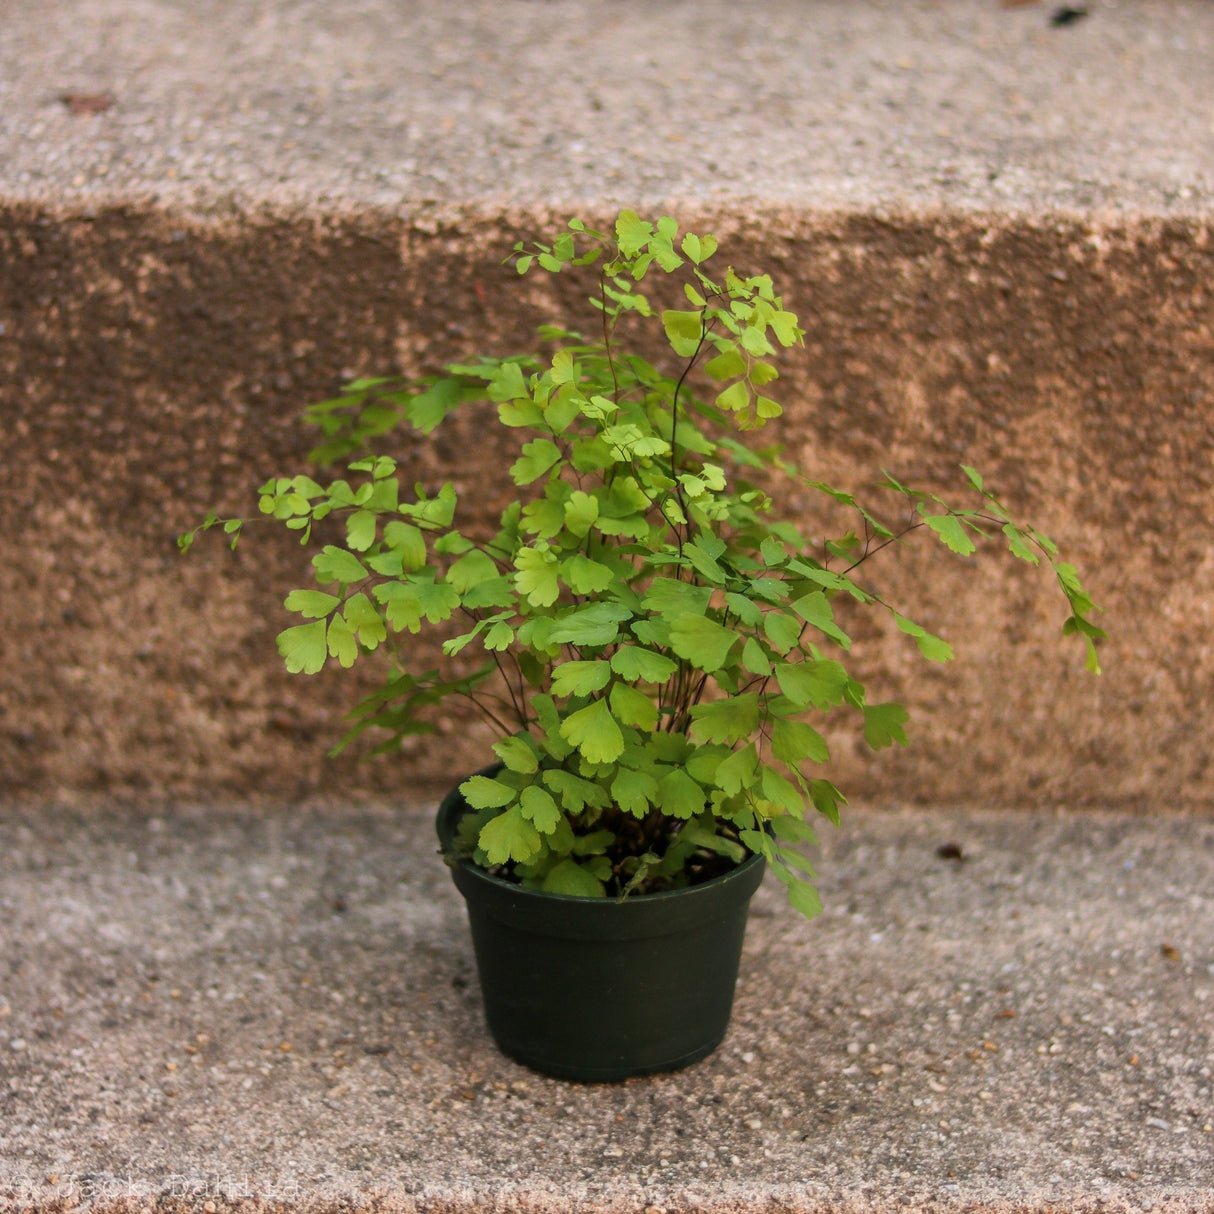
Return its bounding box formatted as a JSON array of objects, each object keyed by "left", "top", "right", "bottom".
[
  {"left": 1160, "top": 943, "right": 1181, "bottom": 963},
  {"left": 59, "top": 91, "right": 116, "bottom": 116}
]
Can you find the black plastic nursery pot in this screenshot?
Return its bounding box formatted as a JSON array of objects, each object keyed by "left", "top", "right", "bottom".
[{"left": 435, "top": 778, "right": 767, "bottom": 1082}]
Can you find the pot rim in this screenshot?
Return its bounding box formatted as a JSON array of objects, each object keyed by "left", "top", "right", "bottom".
[{"left": 436, "top": 766, "right": 766, "bottom": 909}]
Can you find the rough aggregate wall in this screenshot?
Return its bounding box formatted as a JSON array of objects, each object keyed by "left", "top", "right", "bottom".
[{"left": 1, "top": 203, "right": 1211, "bottom": 810}]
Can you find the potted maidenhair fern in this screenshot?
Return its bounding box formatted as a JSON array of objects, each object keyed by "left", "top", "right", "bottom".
[{"left": 182, "top": 212, "right": 1102, "bottom": 1080}]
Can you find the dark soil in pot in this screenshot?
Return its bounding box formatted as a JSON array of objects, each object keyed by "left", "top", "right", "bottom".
[{"left": 436, "top": 776, "right": 767, "bottom": 1082}]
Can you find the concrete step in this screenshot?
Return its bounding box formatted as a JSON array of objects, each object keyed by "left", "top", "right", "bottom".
[
  {"left": 1, "top": 797, "right": 1211, "bottom": 1212},
  {"left": 2, "top": 1, "right": 1214, "bottom": 810},
  {"left": 2, "top": 0, "right": 1211, "bottom": 215}
]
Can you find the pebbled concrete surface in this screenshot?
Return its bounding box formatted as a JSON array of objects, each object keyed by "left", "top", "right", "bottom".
[
  {"left": 1, "top": 797, "right": 1211, "bottom": 1212},
  {"left": 1, "top": 0, "right": 1213, "bottom": 216}
]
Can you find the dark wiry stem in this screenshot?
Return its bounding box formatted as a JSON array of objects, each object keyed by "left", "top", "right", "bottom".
[
  {"left": 666, "top": 312, "right": 717, "bottom": 540},
  {"left": 843, "top": 519, "right": 924, "bottom": 574},
  {"left": 462, "top": 690, "right": 518, "bottom": 737}
]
